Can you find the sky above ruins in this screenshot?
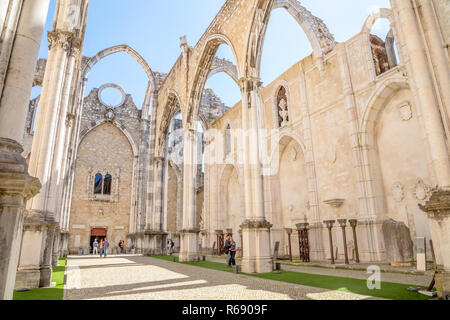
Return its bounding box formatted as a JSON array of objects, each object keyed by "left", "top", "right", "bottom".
[{"left": 34, "top": 0, "right": 392, "bottom": 109}]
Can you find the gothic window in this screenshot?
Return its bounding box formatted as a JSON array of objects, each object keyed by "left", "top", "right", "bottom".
[
  {"left": 277, "top": 86, "right": 289, "bottom": 128},
  {"left": 103, "top": 174, "right": 112, "bottom": 195},
  {"left": 225, "top": 124, "right": 231, "bottom": 157},
  {"left": 94, "top": 174, "right": 103, "bottom": 194}
]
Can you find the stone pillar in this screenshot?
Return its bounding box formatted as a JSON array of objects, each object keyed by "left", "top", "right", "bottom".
[
  {"left": 0, "top": 139, "right": 41, "bottom": 299},
  {"left": 19, "top": 0, "right": 88, "bottom": 289},
  {"left": 52, "top": 227, "right": 61, "bottom": 267},
  {"left": 419, "top": 191, "right": 450, "bottom": 299},
  {"left": 60, "top": 77, "right": 88, "bottom": 235},
  {"left": 145, "top": 156, "right": 167, "bottom": 255},
  {"left": 298, "top": 64, "right": 324, "bottom": 260},
  {"left": 391, "top": 0, "right": 450, "bottom": 187},
  {"left": 337, "top": 43, "right": 384, "bottom": 261},
  {"left": 416, "top": 0, "right": 450, "bottom": 124},
  {"left": 0, "top": 0, "right": 49, "bottom": 299},
  {"left": 239, "top": 78, "right": 272, "bottom": 274},
  {"left": 0, "top": 0, "right": 50, "bottom": 142},
  {"left": 145, "top": 90, "right": 159, "bottom": 232},
  {"left": 39, "top": 223, "right": 57, "bottom": 287},
  {"left": 392, "top": 0, "right": 450, "bottom": 300},
  {"left": 179, "top": 128, "right": 200, "bottom": 262}
]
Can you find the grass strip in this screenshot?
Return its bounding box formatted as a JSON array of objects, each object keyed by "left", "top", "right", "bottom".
[
  {"left": 153, "top": 256, "right": 431, "bottom": 301},
  {"left": 13, "top": 258, "right": 66, "bottom": 301}
]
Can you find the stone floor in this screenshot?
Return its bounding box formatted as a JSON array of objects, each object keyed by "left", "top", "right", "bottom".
[{"left": 64, "top": 255, "right": 383, "bottom": 300}]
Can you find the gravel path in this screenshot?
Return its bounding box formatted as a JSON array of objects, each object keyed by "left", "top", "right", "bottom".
[{"left": 64, "top": 255, "right": 383, "bottom": 300}]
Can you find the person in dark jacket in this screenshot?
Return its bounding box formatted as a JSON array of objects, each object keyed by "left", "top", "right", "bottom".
[
  {"left": 104, "top": 238, "right": 110, "bottom": 257},
  {"left": 224, "top": 234, "right": 237, "bottom": 268}
]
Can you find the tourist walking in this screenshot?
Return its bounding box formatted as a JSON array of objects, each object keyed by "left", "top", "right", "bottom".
[
  {"left": 93, "top": 239, "right": 99, "bottom": 255},
  {"left": 104, "top": 238, "right": 110, "bottom": 257},
  {"left": 120, "top": 240, "right": 125, "bottom": 254},
  {"left": 99, "top": 239, "right": 104, "bottom": 257},
  {"left": 167, "top": 239, "right": 175, "bottom": 255},
  {"left": 224, "top": 234, "right": 237, "bottom": 268}
]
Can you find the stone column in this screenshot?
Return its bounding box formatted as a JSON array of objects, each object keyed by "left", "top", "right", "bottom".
[
  {"left": 337, "top": 43, "right": 384, "bottom": 262},
  {"left": 145, "top": 156, "right": 167, "bottom": 255},
  {"left": 0, "top": 0, "right": 49, "bottom": 299},
  {"left": 239, "top": 78, "right": 272, "bottom": 274},
  {"left": 391, "top": 0, "right": 450, "bottom": 187},
  {"left": 392, "top": 0, "right": 450, "bottom": 300},
  {"left": 179, "top": 128, "right": 200, "bottom": 262},
  {"left": 145, "top": 91, "right": 159, "bottom": 232},
  {"left": 39, "top": 223, "right": 57, "bottom": 287},
  {"left": 416, "top": 0, "right": 450, "bottom": 125},
  {"left": 0, "top": 0, "right": 50, "bottom": 142},
  {"left": 60, "top": 77, "right": 88, "bottom": 237},
  {"left": 0, "top": 140, "right": 41, "bottom": 299},
  {"left": 20, "top": 0, "right": 88, "bottom": 288},
  {"left": 298, "top": 64, "right": 324, "bottom": 260}
]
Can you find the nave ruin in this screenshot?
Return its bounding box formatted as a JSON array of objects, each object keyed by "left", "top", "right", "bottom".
[{"left": 0, "top": 0, "right": 449, "bottom": 300}]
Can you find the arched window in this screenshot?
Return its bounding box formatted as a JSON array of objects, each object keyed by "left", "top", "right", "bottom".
[
  {"left": 225, "top": 124, "right": 231, "bottom": 157},
  {"left": 277, "top": 86, "right": 289, "bottom": 128},
  {"left": 103, "top": 174, "right": 112, "bottom": 195},
  {"left": 94, "top": 174, "right": 103, "bottom": 194}
]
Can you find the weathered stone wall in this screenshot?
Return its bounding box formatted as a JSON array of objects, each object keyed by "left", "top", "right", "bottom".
[
  {"left": 204, "top": 13, "right": 434, "bottom": 261},
  {"left": 68, "top": 122, "right": 134, "bottom": 254}
]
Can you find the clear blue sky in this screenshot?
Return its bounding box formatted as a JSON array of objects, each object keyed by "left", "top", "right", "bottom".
[{"left": 35, "top": 0, "right": 391, "bottom": 108}]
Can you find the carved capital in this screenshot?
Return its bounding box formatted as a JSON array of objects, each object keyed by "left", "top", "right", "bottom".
[
  {"left": 419, "top": 189, "right": 450, "bottom": 220},
  {"left": 0, "top": 138, "right": 41, "bottom": 202},
  {"left": 47, "top": 30, "right": 81, "bottom": 53}
]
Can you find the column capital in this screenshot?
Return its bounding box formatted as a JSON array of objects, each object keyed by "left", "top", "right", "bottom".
[
  {"left": 238, "top": 77, "right": 262, "bottom": 92},
  {"left": 0, "top": 138, "right": 41, "bottom": 201},
  {"left": 419, "top": 189, "right": 450, "bottom": 219},
  {"left": 47, "top": 30, "right": 81, "bottom": 53}
]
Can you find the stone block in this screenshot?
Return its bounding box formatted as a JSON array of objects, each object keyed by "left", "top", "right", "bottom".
[{"left": 382, "top": 219, "right": 414, "bottom": 265}]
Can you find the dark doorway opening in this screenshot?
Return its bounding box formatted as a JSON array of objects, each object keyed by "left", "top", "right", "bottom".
[{"left": 90, "top": 228, "right": 107, "bottom": 254}]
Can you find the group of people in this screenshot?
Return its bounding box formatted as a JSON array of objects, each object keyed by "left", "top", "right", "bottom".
[
  {"left": 92, "top": 238, "right": 110, "bottom": 258},
  {"left": 166, "top": 235, "right": 237, "bottom": 267},
  {"left": 92, "top": 239, "right": 126, "bottom": 257}
]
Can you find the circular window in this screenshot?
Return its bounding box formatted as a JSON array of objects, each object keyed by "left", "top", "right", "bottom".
[{"left": 98, "top": 83, "right": 126, "bottom": 108}]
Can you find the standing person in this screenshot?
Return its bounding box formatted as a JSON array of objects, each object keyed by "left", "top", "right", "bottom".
[
  {"left": 93, "top": 239, "right": 99, "bottom": 255},
  {"left": 167, "top": 239, "right": 175, "bottom": 255},
  {"left": 99, "top": 239, "right": 104, "bottom": 258},
  {"left": 224, "top": 234, "right": 237, "bottom": 268},
  {"left": 104, "top": 238, "right": 109, "bottom": 257},
  {"left": 118, "top": 240, "right": 122, "bottom": 254},
  {"left": 120, "top": 240, "right": 125, "bottom": 254}
]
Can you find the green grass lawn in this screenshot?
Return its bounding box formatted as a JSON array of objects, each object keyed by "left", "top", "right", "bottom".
[
  {"left": 13, "top": 258, "right": 66, "bottom": 301},
  {"left": 154, "top": 256, "right": 431, "bottom": 300}
]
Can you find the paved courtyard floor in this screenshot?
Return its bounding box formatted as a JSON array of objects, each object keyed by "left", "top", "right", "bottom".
[{"left": 64, "top": 255, "right": 383, "bottom": 300}]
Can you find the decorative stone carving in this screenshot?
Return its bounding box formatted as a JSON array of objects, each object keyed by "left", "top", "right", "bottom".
[
  {"left": 323, "top": 199, "right": 345, "bottom": 208},
  {"left": 278, "top": 99, "right": 289, "bottom": 127},
  {"left": 392, "top": 182, "right": 404, "bottom": 202},
  {"left": 399, "top": 103, "right": 413, "bottom": 121},
  {"left": 104, "top": 108, "right": 115, "bottom": 123},
  {"left": 412, "top": 179, "right": 432, "bottom": 201},
  {"left": 290, "top": 146, "right": 298, "bottom": 161}
]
